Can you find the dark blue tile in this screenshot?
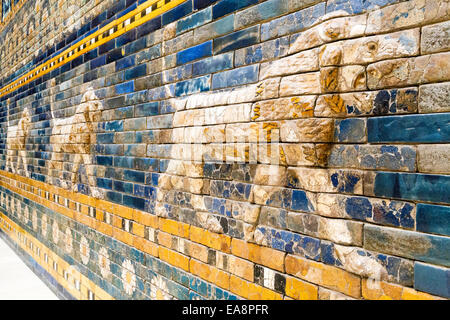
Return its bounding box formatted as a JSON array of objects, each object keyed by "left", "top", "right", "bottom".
[
  {"left": 123, "top": 195, "right": 146, "bottom": 211},
  {"left": 135, "top": 158, "right": 159, "bottom": 171},
  {"left": 114, "top": 180, "right": 134, "bottom": 194},
  {"left": 291, "top": 190, "right": 315, "bottom": 213},
  {"left": 124, "top": 169, "right": 146, "bottom": 184},
  {"left": 334, "top": 118, "right": 366, "bottom": 142},
  {"left": 125, "top": 37, "right": 147, "bottom": 55},
  {"left": 106, "top": 48, "right": 124, "bottom": 64},
  {"left": 212, "top": 64, "right": 258, "bottom": 89},
  {"left": 373, "top": 172, "right": 450, "bottom": 204},
  {"left": 414, "top": 262, "right": 450, "bottom": 298},
  {"left": 213, "top": 25, "right": 259, "bottom": 54},
  {"left": 115, "top": 81, "right": 135, "bottom": 95},
  {"left": 326, "top": 0, "right": 399, "bottom": 15},
  {"left": 83, "top": 70, "right": 98, "bottom": 83},
  {"left": 212, "top": 0, "right": 258, "bottom": 19},
  {"left": 417, "top": 203, "right": 450, "bottom": 237},
  {"left": 116, "top": 29, "right": 137, "bottom": 47},
  {"left": 136, "top": 17, "right": 162, "bottom": 38},
  {"left": 106, "top": 191, "right": 123, "bottom": 204},
  {"left": 177, "top": 6, "right": 212, "bottom": 34},
  {"left": 96, "top": 155, "right": 113, "bottom": 166},
  {"left": 368, "top": 113, "right": 450, "bottom": 143},
  {"left": 116, "top": 55, "right": 136, "bottom": 71},
  {"left": 99, "top": 39, "right": 116, "bottom": 55},
  {"left": 97, "top": 178, "right": 113, "bottom": 190},
  {"left": 176, "top": 41, "right": 212, "bottom": 66},
  {"left": 91, "top": 11, "right": 107, "bottom": 28},
  {"left": 162, "top": 0, "right": 193, "bottom": 26},
  {"left": 107, "top": 0, "right": 127, "bottom": 19},
  {"left": 194, "top": 0, "right": 219, "bottom": 10},
  {"left": 135, "top": 102, "right": 159, "bottom": 117},
  {"left": 84, "top": 48, "right": 99, "bottom": 63},
  {"left": 124, "top": 64, "right": 147, "bottom": 80}
]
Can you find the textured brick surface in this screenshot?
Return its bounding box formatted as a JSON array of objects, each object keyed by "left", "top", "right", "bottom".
[{"left": 0, "top": 0, "right": 447, "bottom": 301}]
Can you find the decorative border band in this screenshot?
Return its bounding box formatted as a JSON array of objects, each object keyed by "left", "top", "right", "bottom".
[
  {"left": 0, "top": 0, "right": 187, "bottom": 97},
  {"left": 0, "top": 211, "right": 114, "bottom": 300}
]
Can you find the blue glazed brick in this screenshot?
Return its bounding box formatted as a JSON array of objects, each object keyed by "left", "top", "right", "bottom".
[
  {"left": 83, "top": 70, "right": 98, "bottom": 83},
  {"left": 162, "top": 0, "right": 193, "bottom": 26},
  {"left": 105, "top": 96, "right": 126, "bottom": 110},
  {"left": 194, "top": 0, "right": 219, "bottom": 10},
  {"left": 177, "top": 7, "right": 212, "bottom": 34},
  {"left": 321, "top": 241, "right": 414, "bottom": 286},
  {"left": 126, "top": 90, "right": 148, "bottom": 105},
  {"left": 106, "top": 48, "right": 124, "bottom": 64},
  {"left": 212, "top": 0, "right": 258, "bottom": 19},
  {"left": 291, "top": 190, "right": 315, "bottom": 213},
  {"left": 105, "top": 144, "right": 123, "bottom": 155},
  {"left": 106, "top": 191, "right": 123, "bottom": 204},
  {"left": 261, "top": 2, "right": 325, "bottom": 41},
  {"left": 124, "top": 169, "right": 145, "bottom": 184},
  {"left": 175, "top": 75, "right": 211, "bottom": 97},
  {"left": 210, "top": 180, "right": 252, "bottom": 202},
  {"left": 114, "top": 156, "right": 135, "bottom": 169},
  {"left": 373, "top": 172, "right": 450, "bottom": 204},
  {"left": 124, "top": 64, "right": 147, "bottom": 80},
  {"left": 115, "top": 81, "right": 135, "bottom": 95},
  {"left": 163, "top": 64, "right": 193, "bottom": 83},
  {"left": 90, "top": 55, "right": 106, "bottom": 69},
  {"left": 104, "top": 120, "right": 124, "bottom": 132},
  {"left": 125, "top": 37, "right": 147, "bottom": 55},
  {"left": 114, "top": 180, "right": 134, "bottom": 194},
  {"left": 214, "top": 25, "right": 259, "bottom": 55},
  {"left": 91, "top": 11, "right": 107, "bottom": 28},
  {"left": 116, "top": 29, "right": 136, "bottom": 47},
  {"left": 192, "top": 52, "right": 233, "bottom": 76},
  {"left": 414, "top": 262, "right": 450, "bottom": 298},
  {"left": 107, "top": 0, "right": 126, "bottom": 18},
  {"left": 417, "top": 204, "right": 450, "bottom": 237},
  {"left": 147, "top": 173, "right": 160, "bottom": 186},
  {"left": 97, "top": 178, "right": 113, "bottom": 190},
  {"left": 118, "top": 1, "right": 137, "bottom": 19},
  {"left": 368, "top": 113, "right": 450, "bottom": 143},
  {"left": 256, "top": 226, "right": 321, "bottom": 261},
  {"left": 176, "top": 41, "right": 212, "bottom": 66},
  {"left": 116, "top": 55, "right": 136, "bottom": 71},
  {"left": 334, "top": 118, "right": 366, "bottom": 143},
  {"left": 136, "top": 44, "right": 161, "bottom": 64},
  {"left": 235, "top": 37, "right": 289, "bottom": 66},
  {"left": 123, "top": 195, "right": 146, "bottom": 211},
  {"left": 96, "top": 156, "right": 113, "bottom": 166},
  {"left": 99, "top": 39, "right": 116, "bottom": 55},
  {"left": 345, "top": 197, "right": 373, "bottom": 221},
  {"left": 235, "top": 0, "right": 289, "bottom": 29},
  {"left": 326, "top": 0, "right": 399, "bottom": 15},
  {"left": 124, "top": 143, "right": 144, "bottom": 156},
  {"left": 135, "top": 102, "right": 159, "bottom": 117},
  {"left": 365, "top": 224, "right": 450, "bottom": 267},
  {"left": 71, "top": 56, "right": 83, "bottom": 69},
  {"left": 362, "top": 145, "right": 416, "bottom": 171},
  {"left": 212, "top": 65, "right": 259, "bottom": 89},
  {"left": 136, "top": 17, "right": 162, "bottom": 38}
]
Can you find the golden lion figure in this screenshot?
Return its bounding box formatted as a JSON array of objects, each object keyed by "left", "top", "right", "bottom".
[
  {"left": 49, "top": 88, "right": 103, "bottom": 198},
  {"left": 6, "top": 106, "right": 32, "bottom": 177}
]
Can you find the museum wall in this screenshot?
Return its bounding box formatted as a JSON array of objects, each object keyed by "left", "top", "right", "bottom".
[{"left": 0, "top": 0, "right": 448, "bottom": 300}]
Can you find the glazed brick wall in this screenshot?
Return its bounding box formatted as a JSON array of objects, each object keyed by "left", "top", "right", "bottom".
[{"left": 0, "top": 0, "right": 448, "bottom": 300}]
